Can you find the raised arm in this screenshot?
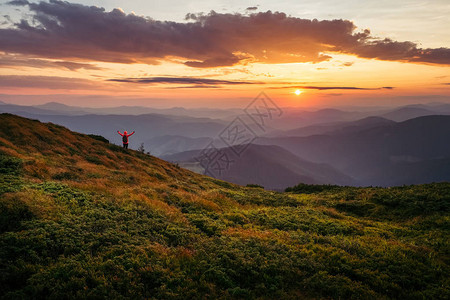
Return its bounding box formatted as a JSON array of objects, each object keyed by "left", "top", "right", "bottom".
[
  {"left": 128, "top": 131, "right": 135, "bottom": 136},
  {"left": 117, "top": 131, "right": 123, "bottom": 136}
]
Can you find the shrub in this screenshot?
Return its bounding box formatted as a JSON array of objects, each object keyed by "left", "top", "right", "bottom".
[
  {"left": 0, "top": 196, "right": 34, "bottom": 233},
  {"left": 138, "top": 143, "right": 145, "bottom": 153},
  {"left": 85, "top": 155, "right": 102, "bottom": 165},
  {"left": 285, "top": 183, "right": 344, "bottom": 194},
  {"left": 246, "top": 184, "right": 264, "bottom": 189},
  {"left": 52, "top": 172, "right": 80, "bottom": 181},
  {"left": 87, "top": 134, "right": 109, "bottom": 144},
  {"left": 0, "top": 155, "right": 22, "bottom": 176}
]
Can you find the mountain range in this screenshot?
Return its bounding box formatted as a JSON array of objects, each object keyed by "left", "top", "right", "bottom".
[
  {"left": 1, "top": 101, "right": 450, "bottom": 188},
  {"left": 163, "top": 144, "right": 356, "bottom": 190},
  {"left": 256, "top": 115, "right": 450, "bottom": 186}
]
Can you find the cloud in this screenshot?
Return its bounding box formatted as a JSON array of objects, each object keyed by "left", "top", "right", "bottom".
[
  {"left": 1, "top": 1, "right": 449, "bottom": 68},
  {"left": 163, "top": 85, "right": 221, "bottom": 89},
  {"left": 0, "top": 75, "right": 100, "bottom": 89},
  {"left": 108, "top": 76, "right": 261, "bottom": 85},
  {"left": 53, "top": 61, "right": 103, "bottom": 71},
  {"left": 107, "top": 76, "right": 394, "bottom": 91},
  {"left": 6, "top": 0, "right": 30, "bottom": 6},
  {"left": 273, "top": 85, "right": 394, "bottom": 91},
  {"left": 0, "top": 55, "right": 103, "bottom": 70}
]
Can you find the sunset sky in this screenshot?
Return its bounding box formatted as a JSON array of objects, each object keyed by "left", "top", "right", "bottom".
[{"left": 0, "top": 0, "right": 449, "bottom": 108}]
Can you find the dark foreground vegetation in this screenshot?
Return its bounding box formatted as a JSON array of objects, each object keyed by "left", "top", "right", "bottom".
[{"left": 0, "top": 114, "right": 449, "bottom": 299}]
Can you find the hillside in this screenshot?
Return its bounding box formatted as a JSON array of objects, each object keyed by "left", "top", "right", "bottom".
[
  {"left": 163, "top": 144, "right": 356, "bottom": 189},
  {"left": 0, "top": 113, "right": 449, "bottom": 299}
]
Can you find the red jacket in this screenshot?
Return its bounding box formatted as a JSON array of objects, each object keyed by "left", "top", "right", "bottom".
[{"left": 117, "top": 131, "right": 135, "bottom": 144}]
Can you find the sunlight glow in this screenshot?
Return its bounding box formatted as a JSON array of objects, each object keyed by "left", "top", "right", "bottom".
[{"left": 295, "top": 89, "right": 303, "bottom": 95}]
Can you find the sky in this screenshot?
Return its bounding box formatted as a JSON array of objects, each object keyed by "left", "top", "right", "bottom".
[{"left": 0, "top": 0, "right": 449, "bottom": 108}]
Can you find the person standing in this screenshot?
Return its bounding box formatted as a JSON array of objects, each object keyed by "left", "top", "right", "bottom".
[{"left": 117, "top": 130, "right": 135, "bottom": 149}]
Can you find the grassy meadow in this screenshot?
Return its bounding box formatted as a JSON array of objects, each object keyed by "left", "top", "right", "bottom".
[{"left": 0, "top": 113, "right": 449, "bottom": 299}]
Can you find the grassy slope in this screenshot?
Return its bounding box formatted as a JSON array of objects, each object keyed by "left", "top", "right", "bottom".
[{"left": 0, "top": 113, "right": 449, "bottom": 299}]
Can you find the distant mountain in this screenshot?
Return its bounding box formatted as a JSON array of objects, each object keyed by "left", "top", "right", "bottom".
[
  {"left": 328, "top": 116, "right": 396, "bottom": 135},
  {"left": 381, "top": 106, "right": 440, "bottom": 122},
  {"left": 256, "top": 115, "right": 450, "bottom": 186},
  {"left": 10, "top": 112, "right": 227, "bottom": 149},
  {"left": 33, "top": 102, "right": 89, "bottom": 115},
  {"left": 146, "top": 135, "right": 213, "bottom": 156},
  {"left": 235, "top": 108, "right": 370, "bottom": 131},
  {"left": 34, "top": 102, "right": 88, "bottom": 112},
  {"left": 92, "top": 106, "right": 241, "bottom": 119},
  {"left": 3, "top": 101, "right": 450, "bottom": 129},
  {"left": 163, "top": 144, "right": 356, "bottom": 190},
  {"left": 0, "top": 103, "right": 76, "bottom": 116},
  {"left": 0, "top": 102, "right": 241, "bottom": 119},
  {"left": 426, "top": 103, "right": 450, "bottom": 113},
  {"left": 373, "top": 157, "right": 450, "bottom": 186},
  {"left": 261, "top": 103, "right": 450, "bottom": 132},
  {"left": 279, "top": 116, "right": 396, "bottom": 137}
]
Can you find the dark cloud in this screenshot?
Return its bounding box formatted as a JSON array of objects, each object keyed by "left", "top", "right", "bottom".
[
  {"left": 6, "top": 0, "right": 30, "bottom": 6},
  {"left": 107, "top": 77, "right": 387, "bottom": 91},
  {"left": 272, "top": 85, "right": 394, "bottom": 91},
  {"left": 0, "top": 55, "right": 103, "bottom": 70},
  {"left": 246, "top": 7, "right": 258, "bottom": 11},
  {"left": 163, "top": 85, "right": 221, "bottom": 89},
  {"left": 53, "top": 61, "right": 103, "bottom": 71},
  {"left": 301, "top": 86, "right": 394, "bottom": 90},
  {"left": 107, "top": 76, "right": 261, "bottom": 85},
  {"left": 1, "top": 1, "right": 449, "bottom": 68}
]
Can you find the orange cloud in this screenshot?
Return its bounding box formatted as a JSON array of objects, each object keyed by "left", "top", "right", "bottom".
[{"left": 1, "top": 1, "right": 449, "bottom": 68}]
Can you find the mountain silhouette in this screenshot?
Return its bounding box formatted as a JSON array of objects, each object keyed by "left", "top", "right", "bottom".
[
  {"left": 256, "top": 115, "right": 450, "bottom": 186},
  {"left": 278, "top": 116, "right": 396, "bottom": 137},
  {"left": 163, "top": 144, "right": 356, "bottom": 190}
]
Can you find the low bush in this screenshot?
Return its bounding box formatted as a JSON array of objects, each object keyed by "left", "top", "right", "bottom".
[{"left": 87, "top": 134, "right": 109, "bottom": 144}]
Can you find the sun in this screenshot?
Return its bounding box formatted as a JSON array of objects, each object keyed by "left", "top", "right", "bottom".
[{"left": 294, "top": 89, "right": 303, "bottom": 95}]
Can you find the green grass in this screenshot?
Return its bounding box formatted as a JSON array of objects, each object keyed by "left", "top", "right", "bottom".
[{"left": 0, "top": 113, "right": 449, "bottom": 299}]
